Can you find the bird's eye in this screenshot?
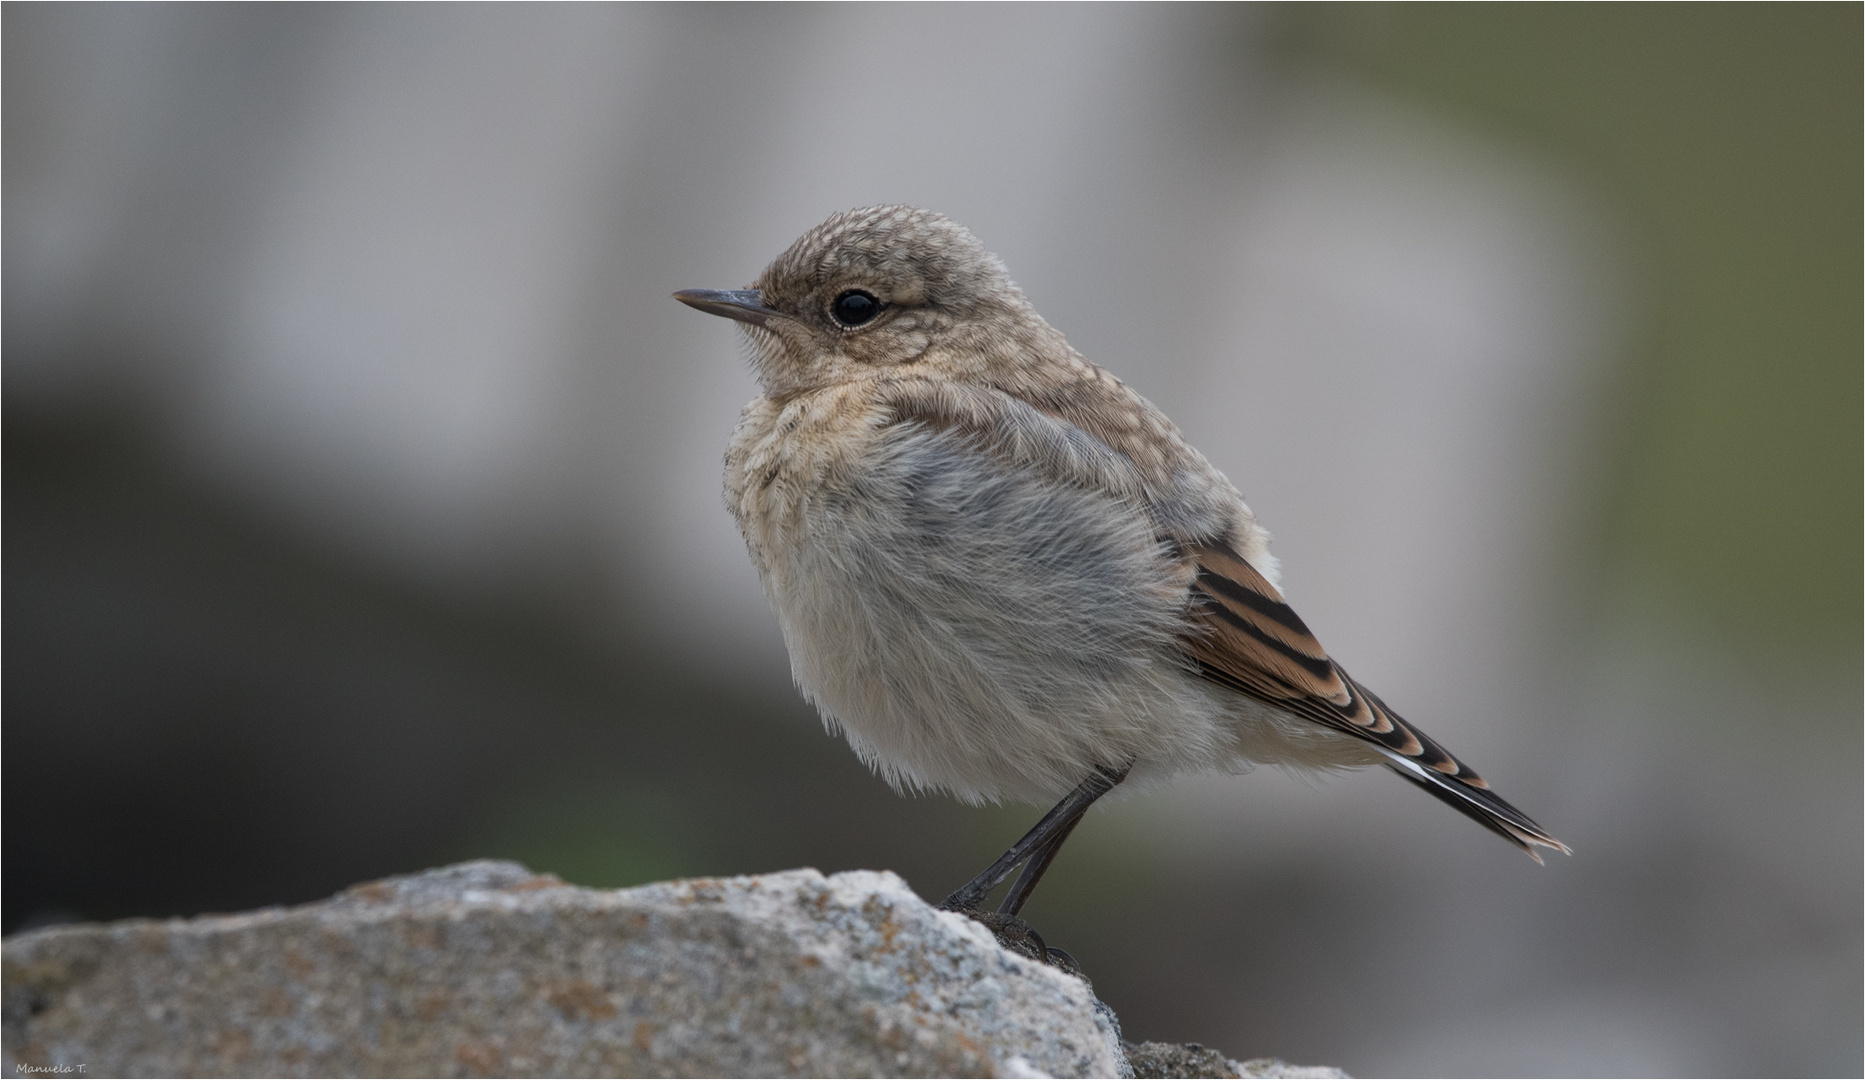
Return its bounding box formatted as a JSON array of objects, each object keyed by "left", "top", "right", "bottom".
[{"left": 831, "top": 289, "right": 881, "bottom": 327}]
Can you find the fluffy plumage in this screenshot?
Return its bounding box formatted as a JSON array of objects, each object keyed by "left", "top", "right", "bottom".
[{"left": 693, "top": 204, "right": 1566, "bottom": 861}]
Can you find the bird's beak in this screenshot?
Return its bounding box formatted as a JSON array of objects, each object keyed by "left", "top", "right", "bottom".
[{"left": 673, "top": 288, "right": 787, "bottom": 329}]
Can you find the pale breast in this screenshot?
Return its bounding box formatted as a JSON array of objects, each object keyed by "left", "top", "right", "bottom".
[{"left": 725, "top": 384, "right": 1250, "bottom": 803}]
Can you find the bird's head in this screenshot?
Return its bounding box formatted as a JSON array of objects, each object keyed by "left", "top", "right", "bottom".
[{"left": 676, "top": 206, "right": 1064, "bottom": 397}]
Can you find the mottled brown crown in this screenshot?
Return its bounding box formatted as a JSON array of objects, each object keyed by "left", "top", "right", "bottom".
[{"left": 753, "top": 206, "right": 1019, "bottom": 317}]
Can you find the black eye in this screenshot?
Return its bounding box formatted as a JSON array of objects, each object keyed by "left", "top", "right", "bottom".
[{"left": 831, "top": 289, "right": 881, "bottom": 327}]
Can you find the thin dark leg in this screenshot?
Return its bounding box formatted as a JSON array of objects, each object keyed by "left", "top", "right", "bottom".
[
  {"left": 939, "top": 763, "right": 1129, "bottom": 913},
  {"left": 996, "top": 813, "right": 1081, "bottom": 916}
]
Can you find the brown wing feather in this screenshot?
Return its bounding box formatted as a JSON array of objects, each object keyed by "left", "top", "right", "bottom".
[{"left": 1180, "top": 539, "right": 1569, "bottom": 859}]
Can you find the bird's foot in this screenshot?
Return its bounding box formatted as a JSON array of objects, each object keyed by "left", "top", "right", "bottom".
[{"left": 942, "top": 907, "right": 1086, "bottom": 979}]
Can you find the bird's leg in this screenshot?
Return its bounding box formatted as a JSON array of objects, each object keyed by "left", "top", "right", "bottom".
[
  {"left": 996, "top": 814, "right": 1082, "bottom": 917},
  {"left": 939, "top": 764, "right": 1130, "bottom": 975},
  {"left": 939, "top": 763, "right": 1129, "bottom": 914}
]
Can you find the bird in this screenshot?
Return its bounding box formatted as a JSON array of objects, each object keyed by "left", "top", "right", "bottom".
[{"left": 675, "top": 205, "right": 1566, "bottom": 957}]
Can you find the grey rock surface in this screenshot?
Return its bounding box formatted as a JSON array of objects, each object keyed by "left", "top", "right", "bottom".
[
  {"left": 2, "top": 861, "right": 1342, "bottom": 1078},
  {"left": 1124, "top": 1041, "right": 1348, "bottom": 1079}
]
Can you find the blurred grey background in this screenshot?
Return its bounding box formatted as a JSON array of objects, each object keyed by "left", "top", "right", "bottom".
[{"left": 5, "top": 5, "right": 1858, "bottom": 1076}]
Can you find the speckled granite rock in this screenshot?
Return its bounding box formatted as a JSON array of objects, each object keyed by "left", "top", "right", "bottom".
[
  {"left": 1, "top": 861, "right": 1344, "bottom": 1079},
  {"left": 1125, "top": 1041, "right": 1349, "bottom": 1079}
]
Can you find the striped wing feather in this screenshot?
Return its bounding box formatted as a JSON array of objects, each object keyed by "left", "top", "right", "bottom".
[{"left": 1180, "top": 540, "right": 1569, "bottom": 861}]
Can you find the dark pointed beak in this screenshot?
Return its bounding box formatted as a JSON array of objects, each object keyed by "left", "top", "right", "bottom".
[{"left": 673, "top": 288, "right": 786, "bottom": 329}]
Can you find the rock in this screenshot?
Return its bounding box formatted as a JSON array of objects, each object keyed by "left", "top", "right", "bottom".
[
  {"left": 1125, "top": 1041, "right": 1350, "bottom": 1079},
  {"left": 2, "top": 861, "right": 1344, "bottom": 1078}
]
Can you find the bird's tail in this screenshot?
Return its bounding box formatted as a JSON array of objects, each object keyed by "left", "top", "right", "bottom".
[{"left": 1380, "top": 751, "right": 1571, "bottom": 864}]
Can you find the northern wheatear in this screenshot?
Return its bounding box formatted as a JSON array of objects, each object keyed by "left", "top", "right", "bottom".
[{"left": 676, "top": 206, "right": 1565, "bottom": 962}]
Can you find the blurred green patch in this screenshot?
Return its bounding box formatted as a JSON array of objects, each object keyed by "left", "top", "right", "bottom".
[
  {"left": 1272, "top": 3, "right": 1862, "bottom": 652},
  {"left": 457, "top": 783, "right": 702, "bottom": 889}
]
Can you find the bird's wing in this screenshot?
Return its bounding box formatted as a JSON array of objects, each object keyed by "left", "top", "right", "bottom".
[
  {"left": 1180, "top": 539, "right": 1570, "bottom": 860},
  {"left": 878, "top": 378, "right": 1567, "bottom": 859}
]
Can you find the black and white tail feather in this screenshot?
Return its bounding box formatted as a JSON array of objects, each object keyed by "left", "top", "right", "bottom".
[{"left": 1380, "top": 753, "right": 1566, "bottom": 862}]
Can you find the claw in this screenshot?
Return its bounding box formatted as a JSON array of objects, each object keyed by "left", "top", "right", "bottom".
[
  {"left": 948, "top": 908, "right": 1085, "bottom": 977},
  {"left": 1023, "top": 924, "right": 1049, "bottom": 961}
]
